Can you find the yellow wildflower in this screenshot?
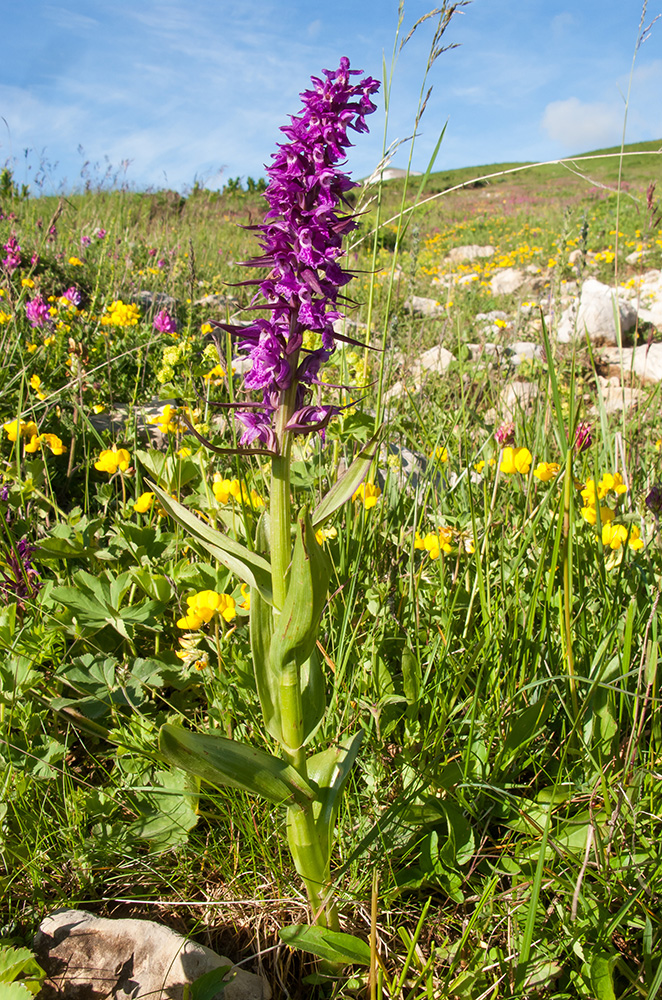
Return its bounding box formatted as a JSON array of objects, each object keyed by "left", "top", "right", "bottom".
[
  {"left": 26, "top": 342, "right": 37, "bottom": 353},
  {"left": 315, "top": 525, "right": 338, "bottom": 545},
  {"left": 25, "top": 433, "right": 66, "bottom": 455},
  {"left": 415, "top": 526, "right": 454, "bottom": 560},
  {"left": 95, "top": 445, "right": 131, "bottom": 474},
  {"left": 92, "top": 403, "right": 106, "bottom": 414},
  {"left": 133, "top": 492, "right": 155, "bottom": 513},
  {"left": 177, "top": 590, "right": 236, "bottom": 629},
  {"left": 533, "top": 461, "right": 560, "bottom": 482},
  {"left": 29, "top": 374, "right": 46, "bottom": 400},
  {"left": 597, "top": 472, "right": 627, "bottom": 499},
  {"left": 352, "top": 482, "right": 381, "bottom": 508},
  {"left": 100, "top": 300, "right": 140, "bottom": 328},
  {"left": 601, "top": 522, "right": 629, "bottom": 550},
  {"left": 3, "top": 419, "right": 39, "bottom": 442},
  {"left": 580, "top": 504, "right": 615, "bottom": 526},
  {"left": 21, "top": 278, "right": 35, "bottom": 288},
  {"left": 68, "top": 257, "right": 84, "bottom": 267},
  {"left": 239, "top": 583, "right": 251, "bottom": 610},
  {"left": 500, "top": 447, "right": 532, "bottom": 475}
]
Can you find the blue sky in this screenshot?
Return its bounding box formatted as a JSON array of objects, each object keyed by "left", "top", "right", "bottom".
[{"left": 2, "top": 0, "right": 661, "bottom": 194}]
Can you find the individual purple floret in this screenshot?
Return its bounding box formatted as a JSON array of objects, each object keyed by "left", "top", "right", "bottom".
[
  {"left": 2, "top": 236, "right": 21, "bottom": 271},
  {"left": 81, "top": 235, "right": 92, "bottom": 247},
  {"left": 153, "top": 308, "right": 178, "bottom": 334},
  {"left": 95, "top": 228, "right": 107, "bottom": 239},
  {"left": 62, "top": 286, "right": 82, "bottom": 306},
  {"left": 26, "top": 295, "right": 52, "bottom": 328},
  {"left": 215, "top": 57, "right": 379, "bottom": 452},
  {"left": 575, "top": 421, "right": 593, "bottom": 453}
]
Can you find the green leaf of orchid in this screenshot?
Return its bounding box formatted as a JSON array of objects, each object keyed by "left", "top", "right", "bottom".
[
  {"left": 159, "top": 725, "right": 316, "bottom": 807},
  {"left": 269, "top": 509, "right": 331, "bottom": 674},
  {"left": 148, "top": 481, "right": 273, "bottom": 605},
  {"left": 279, "top": 924, "right": 371, "bottom": 966},
  {"left": 307, "top": 731, "right": 363, "bottom": 858},
  {"left": 311, "top": 427, "right": 382, "bottom": 529}
]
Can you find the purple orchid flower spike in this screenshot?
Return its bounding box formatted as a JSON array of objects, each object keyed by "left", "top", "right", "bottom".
[{"left": 216, "top": 57, "right": 379, "bottom": 454}]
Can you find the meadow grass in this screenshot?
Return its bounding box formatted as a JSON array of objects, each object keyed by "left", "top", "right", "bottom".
[{"left": 1, "top": 67, "right": 662, "bottom": 1000}]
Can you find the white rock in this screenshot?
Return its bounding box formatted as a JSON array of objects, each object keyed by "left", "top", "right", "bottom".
[
  {"left": 625, "top": 250, "right": 647, "bottom": 264},
  {"left": 556, "top": 278, "right": 637, "bottom": 344},
  {"left": 132, "top": 290, "right": 177, "bottom": 313},
  {"left": 414, "top": 345, "right": 457, "bottom": 376},
  {"left": 405, "top": 295, "right": 445, "bottom": 318},
  {"left": 591, "top": 385, "right": 644, "bottom": 415},
  {"left": 475, "top": 310, "right": 508, "bottom": 322},
  {"left": 510, "top": 341, "right": 544, "bottom": 363},
  {"left": 499, "top": 381, "right": 539, "bottom": 419},
  {"left": 490, "top": 268, "right": 526, "bottom": 295},
  {"left": 35, "top": 909, "right": 271, "bottom": 1000},
  {"left": 598, "top": 343, "right": 662, "bottom": 383},
  {"left": 446, "top": 244, "right": 495, "bottom": 264},
  {"left": 384, "top": 344, "right": 456, "bottom": 400}
]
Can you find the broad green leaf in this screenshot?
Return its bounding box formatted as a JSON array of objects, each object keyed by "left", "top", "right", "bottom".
[
  {"left": 189, "top": 965, "right": 233, "bottom": 1000},
  {"left": 312, "top": 428, "right": 382, "bottom": 528},
  {"left": 269, "top": 510, "right": 330, "bottom": 675},
  {"left": 148, "top": 482, "right": 273, "bottom": 604},
  {"left": 250, "top": 578, "right": 281, "bottom": 743},
  {"left": 589, "top": 952, "right": 617, "bottom": 1000},
  {"left": 159, "top": 724, "right": 315, "bottom": 806},
  {"left": 0, "top": 945, "right": 44, "bottom": 995},
  {"left": 299, "top": 645, "right": 325, "bottom": 747},
  {"left": 307, "top": 731, "right": 363, "bottom": 857},
  {"left": 279, "top": 925, "right": 370, "bottom": 966}
]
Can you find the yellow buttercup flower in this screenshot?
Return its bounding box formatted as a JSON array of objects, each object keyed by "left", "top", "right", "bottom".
[
  {"left": 68, "top": 256, "right": 84, "bottom": 267},
  {"left": 430, "top": 446, "right": 449, "bottom": 463},
  {"left": 597, "top": 472, "right": 627, "bottom": 499},
  {"left": 415, "top": 526, "right": 454, "bottom": 560},
  {"left": 21, "top": 278, "right": 35, "bottom": 288},
  {"left": 212, "top": 474, "right": 263, "bottom": 507},
  {"left": 95, "top": 445, "right": 131, "bottom": 474},
  {"left": 352, "top": 482, "right": 381, "bottom": 508},
  {"left": 533, "top": 461, "right": 560, "bottom": 482},
  {"left": 29, "top": 374, "right": 46, "bottom": 400},
  {"left": 100, "top": 299, "right": 140, "bottom": 328},
  {"left": 239, "top": 583, "right": 251, "bottom": 610},
  {"left": 133, "top": 492, "right": 155, "bottom": 513},
  {"left": 3, "top": 419, "right": 39, "bottom": 442},
  {"left": 315, "top": 525, "right": 338, "bottom": 545},
  {"left": 24, "top": 432, "right": 66, "bottom": 455},
  {"left": 177, "top": 590, "right": 236, "bottom": 629},
  {"left": 500, "top": 446, "right": 532, "bottom": 475},
  {"left": 602, "top": 522, "right": 644, "bottom": 550},
  {"left": 580, "top": 504, "right": 615, "bottom": 526}
]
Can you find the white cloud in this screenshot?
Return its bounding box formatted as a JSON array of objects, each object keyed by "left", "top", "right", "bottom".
[{"left": 541, "top": 97, "right": 624, "bottom": 150}]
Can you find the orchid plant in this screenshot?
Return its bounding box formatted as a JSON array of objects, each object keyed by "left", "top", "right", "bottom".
[{"left": 151, "top": 59, "right": 381, "bottom": 944}]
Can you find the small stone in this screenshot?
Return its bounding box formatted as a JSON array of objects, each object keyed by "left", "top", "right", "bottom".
[
  {"left": 131, "top": 291, "right": 177, "bottom": 314},
  {"left": 591, "top": 385, "right": 644, "bottom": 415},
  {"left": 405, "top": 295, "right": 445, "bottom": 318},
  {"left": 490, "top": 268, "right": 526, "bottom": 295},
  {"left": 34, "top": 909, "right": 271, "bottom": 1000},
  {"left": 599, "top": 343, "right": 662, "bottom": 383},
  {"left": 556, "top": 278, "right": 637, "bottom": 344},
  {"left": 446, "top": 244, "right": 495, "bottom": 264}
]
